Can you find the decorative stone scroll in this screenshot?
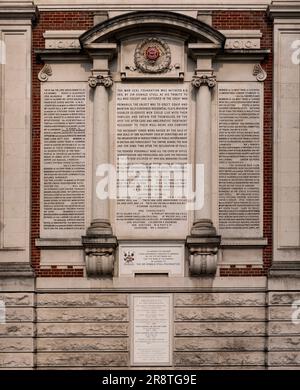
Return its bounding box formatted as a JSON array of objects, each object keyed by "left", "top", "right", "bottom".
[
  {"left": 88, "top": 75, "right": 113, "bottom": 88},
  {"left": 253, "top": 64, "right": 267, "bottom": 81},
  {"left": 191, "top": 74, "right": 217, "bottom": 88},
  {"left": 38, "top": 64, "right": 52, "bottom": 82}
]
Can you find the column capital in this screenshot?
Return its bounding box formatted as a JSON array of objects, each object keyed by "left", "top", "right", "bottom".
[
  {"left": 192, "top": 74, "right": 216, "bottom": 89},
  {"left": 88, "top": 74, "right": 113, "bottom": 88}
]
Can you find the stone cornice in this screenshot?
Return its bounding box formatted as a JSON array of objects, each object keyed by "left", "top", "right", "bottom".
[
  {"left": 269, "top": 0, "right": 300, "bottom": 18},
  {"left": 0, "top": 1, "right": 38, "bottom": 21}
]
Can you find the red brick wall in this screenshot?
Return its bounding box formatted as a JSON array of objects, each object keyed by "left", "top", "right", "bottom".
[
  {"left": 213, "top": 11, "right": 273, "bottom": 276},
  {"left": 32, "top": 12, "right": 94, "bottom": 277},
  {"left": 31, "top": 11, "right": 273, "bottom": 277}
]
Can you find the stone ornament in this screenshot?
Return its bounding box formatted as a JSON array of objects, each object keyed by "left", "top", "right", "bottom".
[
  {"left": 88, "top": 75, "right": 113, "bottom": 88},
  {"left": 253, "top": 64, "right": 267, "bottom": 81},
  {"left": 188, "top": 246, "right": 219, "bottom": 275},
  {"left": 134, "top": 37, "right": 172, "bottom": 73},
  {"left": 192, "top": 74, "right": 217, "bottom": 88},
  {"left": 38, "top": 63, "right": 52, "bottom": 82},
  {"left": 84, "top": 247, "right": 115, "bottom": 276}
]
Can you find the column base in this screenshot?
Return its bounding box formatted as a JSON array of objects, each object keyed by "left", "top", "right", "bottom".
[
  {"left": 86, "top": 219, "right": 113, "bottom": 236},
  {"left": 186, "top": 219, "right": 221, "bottom": 275},
  {"left": 82, "top": 220, "right": 118, "bottom": 277}
]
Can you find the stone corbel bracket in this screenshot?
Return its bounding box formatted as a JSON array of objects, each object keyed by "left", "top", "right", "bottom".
[
  {"left": 186, "top": 220, "right": 221, "bottom": 275},
  {"left": 82, "top": 236, "right": 118, "bottom": 277},
  {"left": 186, "top": 236, "right": 221, "bottom": 275}
]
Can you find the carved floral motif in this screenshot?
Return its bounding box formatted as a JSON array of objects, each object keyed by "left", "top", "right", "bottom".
[{"left": 134, "top": 37, "right": 172, "bottom": 73}]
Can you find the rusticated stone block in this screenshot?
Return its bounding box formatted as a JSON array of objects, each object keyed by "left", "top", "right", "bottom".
[
  {"left": 175, "top": 293, "right": 265, "bottom": 307},
  {"left": 269, "top": 336, "right": 300, "bottom": 351},
  {"left": 270, "top": 292, "right": 300, "bottom": 305},
  {"left": 0, "top": 293, "right": 33, "bottom": 306},
  {"left": 37, "top": 293, "right": 128, "bottom": 307},
  {"left": 5, "top": 307, "right": 34, "bottom": 322},
  {"left": 174, "top": 351, "right": 265, "bottom": 366},
  {"left": 175, "top": 337, "right": 265, "bottom": 351},
  {"left": 37, "top": 352, "right": 128, "bottom": 367},
  {"left": 175, "top": 307, "right": 265, "bottom": 321},
  {"left": 37, "top": 337, "right": 128, "bottom": 352},
  {"left": 0, "top": 338, "right": 33, "bottom": 352},
  {"left": 269, "top": 306, "right": 294, "bottom": 321},
  {"left": 269, "top": 352, "right": 300, "bottom": 366},
  {"left": 37, "top": 307, "right": 128, "bottom": 322},
  {"left": 0, "top": 353, "right": 33, "bottom": 368},
  {"left": 175, "top": 322, "right": 265, "bottom": 336},
  {"left": 0, "top": 324, "right": 34, "bottom": 337},
  {"left": 37, "top": 323, "right": 128, "bottom": 337},
  {"left": 268, "top": 322, "right": 300, "bottom": 336}
]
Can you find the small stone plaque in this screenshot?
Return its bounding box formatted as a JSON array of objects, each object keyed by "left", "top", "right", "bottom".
[
  {"left": 131, "top": 294, "right": 173, "bottom": 366},
  {"left": 119, "top": 243, "right": 184, "bottom": 276}
]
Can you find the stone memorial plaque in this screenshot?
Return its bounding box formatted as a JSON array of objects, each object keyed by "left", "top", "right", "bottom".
[
  {"left": 41, "top": 84, "right": 87, "bottom": 237},
  {"left": 119, "top": 243, "right": 184, "bottom": 276},
  {"left": 218, "top": 83, "right": 263, "bottom": 238},
  {"left": 115, "top": 85, "right": 190, "bottom": 239},
  {"left": 131, "top": 294, "right": 172, "bottom": 366}
]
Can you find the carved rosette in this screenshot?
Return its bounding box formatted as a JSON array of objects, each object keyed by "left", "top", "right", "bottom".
[
  {"left": 253, "top": 64, "right": 267, "bottom": 82},
  {"left": 38, "top": 64, "right": 52, "bottom": 82},
  {"left": 134, "top": 37, "right": 171, "bottom": 73},
  {"left": 192, "top": 74, "right": 217, "bottom": 89},
  {"left": 88, "top": 75, "right": 113, "bottom": 88}
]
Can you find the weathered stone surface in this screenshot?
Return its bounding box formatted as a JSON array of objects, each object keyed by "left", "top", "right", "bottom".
[
  {"left": 0, "top": 353, "right": 33, "bottom": 368},
  {"left": 37, "top": 352, "right": 128, "bottom": 367},
  {"left": 269, "top": 352, "right": 300, "bottom": 365},
  {"left": 174, "top": 352, "right": 265, "bottom": 366},
  {"left": 175, "top": 322, "right": 265, "bottom": 336},
  {"left": 269, "top": 306, "right": 294, "bottom": 320},
  {"left": 268, "top": 322, "right": 300, "bottom": 335},
  {"left": 269, "top": 336, "right": 300, "bottom": 350},
  {"left": 37, "top": 337, "right": 128, "bottom": 352},
  {"left": 269, "top": 292, "right": 300, "bottom": 305},
  {"left": 0, "top": 338, "right": 33, "bottom": 352},
  {"left": 0, "top": 293, "right": 33, "bottom": 306},
  {"left": 0, "top": 278, "right": 34, "bottom": 292},
  {"left": 0, "top": 324, "right": 34, "bottom": 337},
  {"left": 5, "top": 307, "right": 34, "bottom": 322},
  {"left": 37, "top": 308, "right": 128, "bottom": 322},
  {"left": 175, "top": 293, "right": 265, "bottom": 307},
  {"left": 37, "top": 323, "right": 128, "bottom": 337},
  {"left": 37, "top": 293, "right": 128, "bottom": 307},
  {"left": 175, "top": 307, "right": 265, "bottom": 321},
  {"left": 175, "top": 337, "right": 265, "bottom": 351}
]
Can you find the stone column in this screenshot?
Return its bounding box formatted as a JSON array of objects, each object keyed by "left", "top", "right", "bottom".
[
  {"left": 87, "top": 73, "right": 113, "bottom": 236},
  {"left": 186, "top": 72, "right": 220, "bottom": 275},
  {"left": 82, "top": 55, "right": 117, "bottom": 277}
]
